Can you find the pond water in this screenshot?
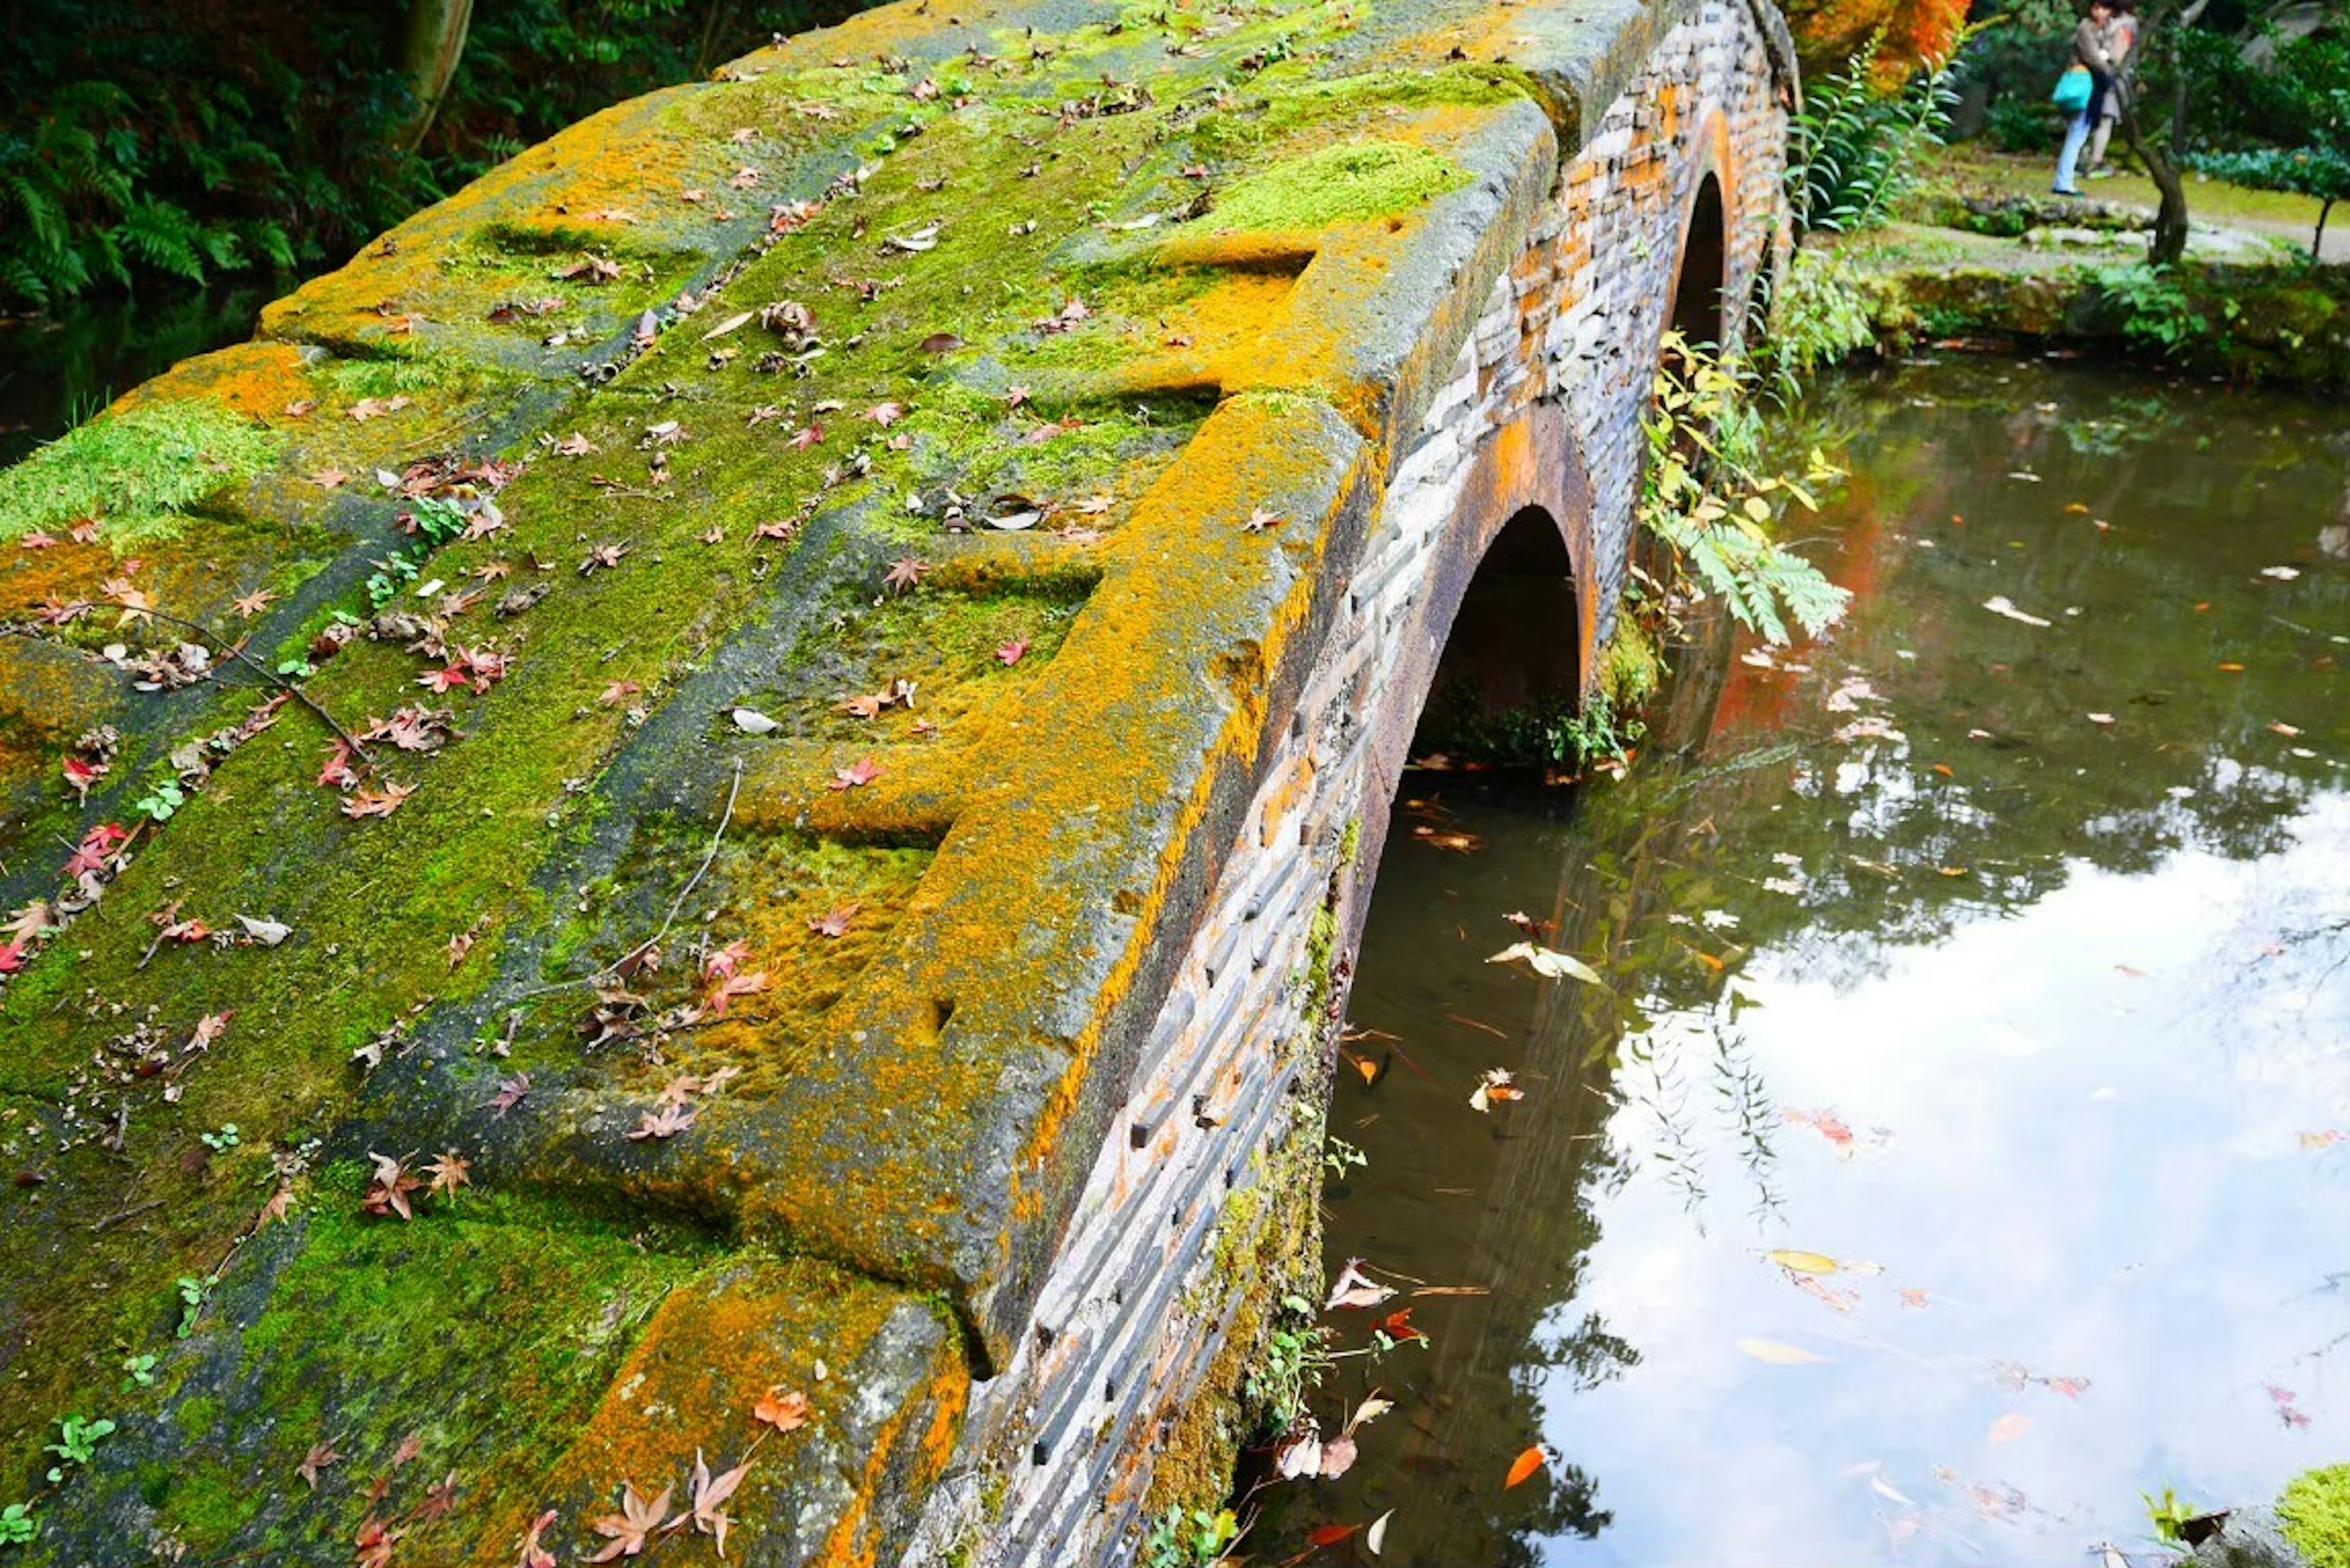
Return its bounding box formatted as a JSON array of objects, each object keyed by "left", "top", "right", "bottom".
[
  {"left": 0, "top": 288, "right": 274, "bottom": 466},
  {"left": 1256, "top": 357, "right": 2349, "bottom": 1566}
]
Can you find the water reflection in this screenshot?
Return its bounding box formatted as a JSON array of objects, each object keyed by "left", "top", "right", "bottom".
[{"left": 1257, "top": 359, "right": 2348, "bottom": 1567}]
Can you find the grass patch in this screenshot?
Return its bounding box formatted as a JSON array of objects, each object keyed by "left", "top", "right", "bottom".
[
  {"left": 0, "top": 400, "right": 280, "bottom": 548},
  {"left": 1199, "top": 140, "right": 1467, "bottom": 232}
]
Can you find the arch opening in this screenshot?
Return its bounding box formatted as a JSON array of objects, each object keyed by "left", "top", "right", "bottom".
[
  {"left": 1408, "top": 506, "right": 1583, "bottom": 768},
  {"left": 1668, "top": 171, "right": 1728, "bottom": 351}
]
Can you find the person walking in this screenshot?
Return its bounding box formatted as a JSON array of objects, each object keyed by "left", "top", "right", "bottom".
[
  {"left": 2054, "top": 0, "right": 2117, "bottom": 195},
  {"left": 2085, "top": 0, "right": 2140, "bottom": 177}
]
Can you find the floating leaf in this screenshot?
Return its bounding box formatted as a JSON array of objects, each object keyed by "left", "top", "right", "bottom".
[
  {"left": 1504, "top": 1446, "right": 1545, "bottom": 1490},
  {"left": 1366, "top": 1510, "right": 1393, "bottom": 1556},
  {"left": 1485, "top": 941, "right": 1603, "bottom": 985},
  {"left": 1764, "top": 1249, "right": 1840, "bottom": 1275},
  {"left": 1737, "top": 1337, "right": 1827, "bottom": 1365},
  {"left": 1987, "top": 1413, "right": 2031, "bottom": 1444}
]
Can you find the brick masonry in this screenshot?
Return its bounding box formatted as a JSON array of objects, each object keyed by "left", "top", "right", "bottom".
[{"left": 917, "top": 2, "right": 1791, "bottom": 1559}]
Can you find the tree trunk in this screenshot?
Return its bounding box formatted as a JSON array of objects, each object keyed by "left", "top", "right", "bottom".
[
  {"left": 2116, "top": 0, "right": 2194, "bottom": 266},
  {"left": 398, "top": 0, "right": 476, "bottom": 155},
  {"left": 2318, "top": 198, "right": 2336, "bottom": 261}
]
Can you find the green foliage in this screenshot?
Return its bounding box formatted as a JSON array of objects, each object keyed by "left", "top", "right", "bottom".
[
  {"left": 0, "top": 1501, "right": 32, "bottom": 1547},
  {"left": 173, "top": 1276, "right": 208, "bottom": 1340},
  {"left": 1753, "top": 243, "right": 1878, "bottom": 397},
  {"left": 0, "top": 401, "right": 281, "bottom": 548},
  {"left": 1643, "top": 337, "right": 1852, "bottom": 646},
  {"left": 1141, "top": 1506, "right": 1240, "bottom": 1568},
  {"left": 119, "top": 1354, "right": 159, "bottom": 1389},
  {"left": 2089, "top": 262, "right": 2238, "bottom": 356},
  {"left": 1243, "top": 1294, "right": 1331, "bottom": 1433},
  {"left": 0, "top": 0, "right": 867, "bottom": 310},
  {"left": 1547, "top": 689, "right": 1648, "bottom": 774},
  {"left": 42, "top": 1415, "right": 116, "bottom": 1484},
  {"left": 2184, "top": 31, "right": 2350, "bottom": 254},
  {"left": 1322, "top": 1135, "right": 1367, "bottom": 1178},
  {"left": 2278, "top": 1465, "right": 2350, "bottom": 1568},
  {"left": 2142, "top": 1484, "right": 2201, "bottom": 1544},
  {"left": 1789, "top": 35, "right": 1963, "bottom": 234}
]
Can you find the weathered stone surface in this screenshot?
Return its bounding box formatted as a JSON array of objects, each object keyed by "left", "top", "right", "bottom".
[{"left": 0, "top": 0, "right": 1791, "bottom": 1560}]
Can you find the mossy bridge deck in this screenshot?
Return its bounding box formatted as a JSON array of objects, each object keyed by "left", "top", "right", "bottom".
[{"left": 0, "top": 0, "right": 1791, "bottom": 1559}]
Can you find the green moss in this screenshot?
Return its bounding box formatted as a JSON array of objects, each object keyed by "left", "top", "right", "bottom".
[
  {"left": 2281, "top": 1465, "right": 2350, "bottom": 1568},
  {"left": 1198, "top": 140, "right": 1468, "bottom": 233},
  {"left": 1598, "top": 618, "right": 1663, "bottom": 707},
  {"left": 0, "top": 401, "right": 281, "bottom": 548}
]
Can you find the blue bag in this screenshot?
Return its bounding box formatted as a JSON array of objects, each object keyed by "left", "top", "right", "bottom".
[{"left": 2052, "top": 65, "right": 2094, "bottom": 112}]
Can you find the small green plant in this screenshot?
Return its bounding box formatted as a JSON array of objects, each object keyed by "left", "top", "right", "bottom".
[
  {"left": 1322, "top": 1136, "right": 1367, "bottom": 1178},
  {"left": 1545, "top": 689, "right": 1649, "bottom": 775},
  {"left": 174, "top": 1276, "right": 207, "bottom": 1340},
  {"left": 132, "top": 778, "right": 186, "bottom": 823},
  {"left": 42, "top": 1415, "right": 116, "bottom": 1482},
  {"left": 120, "top": 1353, "right": 159, "bottom": 1388},
  {"left": 2143, "top": 1484, "right": 2199, "bottom": 1543},
  {"left": 1643, "top": 337, "right": 1851, "bottom": 647},
  {"left": 0, "top": 1501, "right": 34, "bottom": 1547},
  {"left": 198, "top": 1123, "right": 240, "bottom": 1152},
  {"left": 2092, "top": 263, "right": 2202, "bottom": 357},
  {"left": 1141, "top": 1506, "right": 1240, "bottom": 1568},
  {"left": 1244, "top": 1294, "right": 1332, "bottom": 1431}
]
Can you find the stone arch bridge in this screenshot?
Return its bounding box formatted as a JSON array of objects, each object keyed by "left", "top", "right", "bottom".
[{"left": 0, "top": 0, "right": 1791, "bottom": 1559}]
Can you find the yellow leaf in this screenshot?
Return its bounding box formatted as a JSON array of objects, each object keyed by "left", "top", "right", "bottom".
[
  {"left": 1765, "top": 1249, "right": 1841, "bottom": 1275},
  {"left": 1737, "top": 1337, "right": 1827, "bottom": 1365}
]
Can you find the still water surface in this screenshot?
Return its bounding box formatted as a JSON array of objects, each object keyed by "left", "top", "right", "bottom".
[{"left": 1262, "top": 358, "right": 2348, "bottom": 1566}]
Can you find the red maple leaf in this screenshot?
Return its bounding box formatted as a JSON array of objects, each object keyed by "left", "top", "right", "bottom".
[
  {"left": 827, "top": 756, "right": 882, "bottom": 791},
  {"left": 61, "top": 755, "right": 103, "bottom": 800},
  {"left": 994, "top": 638, "right": 1029, "bottom": 666},
  {"left": 318, "top": 741, "right": 361, "bottom": 790},
  {"left": 790, "top": 423, "right": 824, "bottom": 450},
  {"left": 62, "top": 822, "right": 130, "bottom": 881},
  {"left": 343, "top": 782, "right": 415, "bottom": 819},
  {"left": 882, "top": 557, "right": 931, "bottom": 594}
]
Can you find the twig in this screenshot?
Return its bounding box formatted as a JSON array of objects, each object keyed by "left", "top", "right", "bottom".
[
  {"left": 510, "top": 757, "right": 745, "bottom": 1002},
  {"left": 621, "top": 757, "right": 744, "bottom": 975},
  {"left": 130, "top": 606, "right": 376, "bottom": 768},
  {"left": 89, "top": 1197, "right": 163, "bottom": 1233}
]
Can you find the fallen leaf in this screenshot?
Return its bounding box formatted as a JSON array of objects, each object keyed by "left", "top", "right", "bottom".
[
  {"left": 1987, "top": 1413, "right": 2031, "bottom": 1444},
  {"left": 425, "top": 1150, "right": 471, "bottom": 1200},
  {"left": 343, "top": 782, "right": 416, "bottom": 819},
  {"left": 1325, "top": 1257, "right": 1393, "bottom": 1310},
  {"left": 1898, "top": 1287, "right": 1931, "bottom": 1309},
  {"left": 995, "top": 637, "right": 1029, "bottom": 666},
  {"left": 587, "top": 1482, "right": 673, "bottom": 1562},
  {"left": 807, "top": 902, "right": 859, "bottom": 938},
  {"left": 1766, "top": 1249, "right": 1841, "bottom": 1275},
  {"left": 883, "top": 557, "right": 932, "bottom": 594},
  {"left": 754, "top": 1386, "right": 812, "bottom": 1432},
  {"left": 1366, "top": 1510, "right": 1393, "bottom": 1556},
  {"left": 1504, "top": 1446, "right": 1545, "bottom": 1490},
  {"left": 1981, "top": 595, "right": 2052, "bottom": 628},
  {"left": 237, "top": 914, "right": 293, "bottom": 946},
  {"left": 299, "top": 1439, "right": 341, "bottom": 1489},
  {"left": 731, "top": 707, "right": 781, "bottom": 735},
  {"left": 829, "top": 756, "right": 882, "bottom": 791},
  {"left": 1242, "top": 506, "right": 1285, "bottom": 534},
  {"left": 362, "top": 1152, "right": 422, "bottom": 1221},
  {"left": 1737, "top": 1337, "right": 1827, "bottom": 1365},
  {"left": 1306, "top": 1523, "right": 1357, "bottom": 1547},
  {"left": 1485, "top": 941, "right": 1603, "bottom": 985},
  {"left": 1869, "top": 1473, "right": 1915, "bottom": 1507}
]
